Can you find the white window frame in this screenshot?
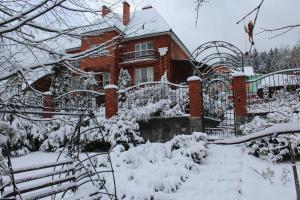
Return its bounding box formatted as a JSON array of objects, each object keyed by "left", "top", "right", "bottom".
[
  {"left": 135, "top": 67, "right": 153, "bottom": 84},
  {"left": 135, "top": 42, "right": 154, "bottom": 58},
  {"left": 102, "top": 72, "right": 110, "bottom": 87},
  {"left": 97, "top": 72, "right": 110, "bottom": 88}
]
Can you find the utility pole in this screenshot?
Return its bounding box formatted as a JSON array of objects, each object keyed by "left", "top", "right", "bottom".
[{"left": 289, "top": 142, "right": 300, "bottom": 200}]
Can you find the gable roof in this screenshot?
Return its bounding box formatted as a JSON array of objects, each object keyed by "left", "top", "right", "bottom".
[
  {"left": 124, "top": 7, "right": 171, "bottom": 38},
  {"left": 67, "top": 6, "right": 191, "bottom": 56}
]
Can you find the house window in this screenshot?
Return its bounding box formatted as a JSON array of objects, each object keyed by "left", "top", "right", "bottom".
[
  {"left": 135, "top": 67, "right": 153, "bottom": 84},
  {"left": 135, "top": 42, "right": 154, "bottom": 58},
  {"left": 97, "top": 72, "right": 110, "bottom": 88},
  {"left": 103, "top": 72, "right": 110, "bottom": 87}
]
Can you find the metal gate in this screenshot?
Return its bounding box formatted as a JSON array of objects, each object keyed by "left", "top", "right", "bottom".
[
  {"left": 189, "top": 41, "right": 245, "bottom": 137},
  {"left": 202, "top": 74, "right": 235, "bottom": 137}
]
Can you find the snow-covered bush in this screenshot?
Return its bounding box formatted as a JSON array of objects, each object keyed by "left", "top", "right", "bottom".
[
  {"left": 0, "top": 121, "right": 30, "bottom": 157},
  {"left": 97, "top": 132, "right": 208, "bottom": 199},
  {"left": 119, "top": 83, "right": 188, "bottom": 121},
  {"left": 241, "top": 89, "right": 300, "bottom": 162},
  {"left": 246, "top": 136, "right": 295, "bottom": 162},
  {"left": 40, "top": 114, "right": 144, "bottom": 152}
]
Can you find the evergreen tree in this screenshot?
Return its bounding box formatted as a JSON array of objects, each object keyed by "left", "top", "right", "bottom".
[
  {"left": 118, "top": 68, "right": 132, "bottom": 90},
  {"left": 252, "top": 48, "right": 261, "bottom": 72},
  {"left": 259, "top": 51, "right": 267, "bottom": 73}
]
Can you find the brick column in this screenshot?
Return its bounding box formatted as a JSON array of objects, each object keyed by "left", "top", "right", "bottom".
[
  {"left": 105, "top": 84, "right": 118, "bottom": 119},
  {"left": 188, "top": 76, "right": 204, "bottom": 132},
  {"left": 43, "top": 95, "right": 54, "bottom": 118},
  {"left": 188, "top": 76, "right": 203, "bottom": 118},
  {"left": 232, "top": 74, "right": 248, "bottom": 134}
]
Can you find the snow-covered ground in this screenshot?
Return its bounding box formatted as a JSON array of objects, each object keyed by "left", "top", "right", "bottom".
[{"left": 6, "top": 141, "right": 296, "bottom": 200}]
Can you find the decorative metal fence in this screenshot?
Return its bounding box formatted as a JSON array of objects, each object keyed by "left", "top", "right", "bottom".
[
  {"left": 54, "top": 90, "right": 105, "bottom": 117},
  {"left": 118, "top": 81, "right": 189, "bottom": 116},
  {"left": 246, "top": 68, "right": 300, "bottom": 116}
]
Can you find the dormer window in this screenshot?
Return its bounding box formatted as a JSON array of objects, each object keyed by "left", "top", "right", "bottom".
[{"left": 135, "top": 42, "right": 154, "bottom": 58}]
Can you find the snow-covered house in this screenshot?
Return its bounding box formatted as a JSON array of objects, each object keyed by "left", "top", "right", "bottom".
[{"left": 66, "top": 2, "right": 192, "bottom": 89}]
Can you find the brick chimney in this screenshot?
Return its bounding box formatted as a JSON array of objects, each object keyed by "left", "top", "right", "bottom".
[
  {"left": 102, "top": 5, "right": 111, "bottom": 16},
  {"left": 123, "top": 1, "right": 130, "bottom": 25}
]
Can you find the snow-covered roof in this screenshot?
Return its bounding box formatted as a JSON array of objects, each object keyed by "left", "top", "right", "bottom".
[
  {"left": 243, "top": 66, "right": 255, "bottom": 76},
  {"left": 67, "top": 6, "right": 173, "bottom": 52},
  {"left": 124, "top": 7, "right": 171, "bottom": 38},
  {"left": 84, "top": 6, "right": 171, "bottom": 39}
]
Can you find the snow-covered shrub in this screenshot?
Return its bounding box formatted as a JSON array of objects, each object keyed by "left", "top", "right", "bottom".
[
  {"left": 242, "top": 89, "right": 300, "bottom": 162},
  {"left": 101, "top": 116, "right": 143, "bottom": 150},
  {"left": 246, "top": 136, "right": 294, "bottom": 162},
  {"left": 98, "top": 132, "right": 208, "bottom": 199},
  {"left": 40, "top": 114, "right": 144, "bottom": 152},
  {"left": 0, "top": 121, "right": 30, "bottom": 157},
  {"left": 119, "top": 83, "right": 188, "bottom": 121}
]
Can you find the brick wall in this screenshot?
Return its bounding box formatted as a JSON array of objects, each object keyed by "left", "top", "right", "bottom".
[
  {"left": 171, "top": 39, "right": 189, "bottom": 60},
  {"left": 80, "top": 30, "right": 120, "bottom": 84}
]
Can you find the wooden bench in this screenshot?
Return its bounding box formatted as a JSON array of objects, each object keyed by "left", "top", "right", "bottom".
[{"left": 0, "top": 159, "right": 77, "bottom": 200}]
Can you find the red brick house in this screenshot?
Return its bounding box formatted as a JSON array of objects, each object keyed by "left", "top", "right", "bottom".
[{"left": 66, "top": 2, "right": 192, "bottom": 89}]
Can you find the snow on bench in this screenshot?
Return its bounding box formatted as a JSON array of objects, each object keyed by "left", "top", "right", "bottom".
[
  {"left": 1, "top": 159, "right": 76, "bottom": 200},
  {"left": 210, "top": 122, "right": 300, "bottom": 145},
  {"left": 16, "top": 182, "right": 77, "bottom": 200},
  {"left": 11, "top": 159, "right": 73, "bottom": 174}
]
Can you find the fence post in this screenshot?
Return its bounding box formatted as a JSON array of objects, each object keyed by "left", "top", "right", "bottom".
[
  {"left": 232, "top": 73, "right": 247, "bottom": 134},
  {"left": 43, "top": 94, "right": 54, "bottom": 118},
  {"left": 188, "top": 76, "right": 203, "bottom": 132},
  {"left": 105, "top": 84, "right": 118, "bottom": 119}
]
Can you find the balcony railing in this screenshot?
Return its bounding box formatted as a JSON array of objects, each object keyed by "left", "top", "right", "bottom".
[{"left": 120, "top": 49, "right": 159, "bottom": 63}]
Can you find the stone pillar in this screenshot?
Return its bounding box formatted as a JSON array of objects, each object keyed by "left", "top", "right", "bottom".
[
  {"left": 43, "top": 95, "right": 54, "bottom": 118},
  {"left": 232, "top": 74, "right": 248, "bottom": 134},
  {"left": 188, "top": 76, "right": 203, "bottom": 132},
  {"left": 105, "top": 84, "right": 118, "bottom": 119}
]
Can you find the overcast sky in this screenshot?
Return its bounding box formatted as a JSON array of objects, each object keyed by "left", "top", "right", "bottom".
[{"left": 126, "top": 0, "right": 300, "bottom": 53}]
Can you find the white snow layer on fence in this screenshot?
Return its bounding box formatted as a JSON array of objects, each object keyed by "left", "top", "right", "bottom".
[{"left": 212, "top": 122, "right": 300, "bottom": 144}]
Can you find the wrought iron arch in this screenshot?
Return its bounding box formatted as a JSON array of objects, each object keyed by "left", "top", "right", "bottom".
[{"left": 190, "top": 41, "right": 244, "bottom": 78}]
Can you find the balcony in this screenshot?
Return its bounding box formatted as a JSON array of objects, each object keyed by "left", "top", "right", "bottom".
[{"left": 120, "top": 49, "right": 159, "bottom": 64}]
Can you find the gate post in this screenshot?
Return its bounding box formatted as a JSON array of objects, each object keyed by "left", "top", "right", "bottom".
[
  {"left": 232, "top": 73, "right": 247, "bottom": 134},
  {"left": 188, "top": 76, "right": 203, "bottom": 132},
  {"left": 105, "top": 84, "right": 118, "bottom": 119}
]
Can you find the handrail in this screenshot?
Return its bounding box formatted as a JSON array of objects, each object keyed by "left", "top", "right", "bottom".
[{"left": 120, "top": 49, "right": 156, "bottom": 55}]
